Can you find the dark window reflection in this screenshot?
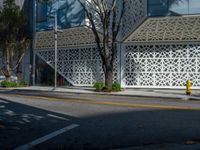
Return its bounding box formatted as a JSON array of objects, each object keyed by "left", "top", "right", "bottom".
[
  {"left": 36, "top": 2, "right": 47, "bottom": 23},
  {"left": 36, "top": 0, "right": 85, "bottom": 31},
  {"left": 35, "top": 56, "right": 72, "bottom": 86},
  {"left": 148, "top": 0, "right": 200, "bottom": 16}
]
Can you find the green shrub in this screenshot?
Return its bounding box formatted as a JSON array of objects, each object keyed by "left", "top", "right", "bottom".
[
  {"left": 112, "top": 82, "right": 121, "bottom": 92},
  {"left": 94, "top": 81, "right": 104, "bottom": 91},
  {"left": 18, "top": 80, "right": 28, "bottom": 86},
  {"left": 94, "top": 81, "right": 121, "bottom": 92},
  {"left": 1, "top": 80, "right": 17, "bottom": 88}
]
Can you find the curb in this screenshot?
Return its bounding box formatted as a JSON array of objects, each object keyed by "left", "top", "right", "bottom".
[{"left": 0, "top": 88, "right": 200, "bottom": 101}]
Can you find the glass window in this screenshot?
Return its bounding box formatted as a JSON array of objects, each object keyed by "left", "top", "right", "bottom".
[
  {"left": 148, "top": 0, "right": 200, "bottom": 16},
  {"left": 35, "top": 0, "right": 85, "bottom": 31},
  {"left": 36, "top": 2, "right": 47, "bottom": 23},
  {"left": 148, "top": 0, "right": 169, "bottom": 16},
  {"left": 189, "top": 0, "right": 200, "bottom": 14},
  {"left": 169, "top": 0, "right": 189, "bottom": 15}
]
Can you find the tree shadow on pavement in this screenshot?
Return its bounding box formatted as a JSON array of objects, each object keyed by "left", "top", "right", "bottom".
[
  {"left": 0, "top": 98, "right": 78, "bottom": 150},
  {"left": 36, "top": 108, "right": 200, "bottom": 150},
  {"left": 1, "top": 96, "right": 200, "bottom": 150}
]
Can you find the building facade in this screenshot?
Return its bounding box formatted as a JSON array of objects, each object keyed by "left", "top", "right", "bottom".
[{"left": 33, "top": 0, "right": 200, "bottom": 89}]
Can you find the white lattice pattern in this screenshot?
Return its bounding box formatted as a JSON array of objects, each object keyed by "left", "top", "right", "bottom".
[
  {"left": 34, "top": 26, "right": 100, "bottom": 49},
  {"left": 126, "top": 16, "right": 200, "bottom": 42},
  {"left": 35, "top": 46, "right": 119, "bottom": 86},
  {"left": 121, "top": 0, "right": 147, "bottom": 39},
  {"left": 124, "top": 43, "right": 200, "bottom": 88}
]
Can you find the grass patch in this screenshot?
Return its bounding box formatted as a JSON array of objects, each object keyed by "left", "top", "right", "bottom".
[
  {"left": 93, "top": 81, "right": 121, "bottom": 92},
  {"left": 1, "top": 81, "right": 17, "bottom": 88},
  {"left": 1, "top": 80, "right": 28, "bottom": 88}
]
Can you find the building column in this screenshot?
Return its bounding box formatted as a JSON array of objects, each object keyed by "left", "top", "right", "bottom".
[
  {"left": 120, "top": 43, "right": 126, "bottom": 88},
  {"left": 32, "top": 51, "right": 36, "bottom": 85},
  {"left": 22, "top": 47, "right": 31, "bottom": 82}
]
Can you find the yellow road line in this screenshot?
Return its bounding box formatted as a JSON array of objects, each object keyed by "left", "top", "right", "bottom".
[{"left": 0, "top": 93, "right": 200, "bottom": 110}]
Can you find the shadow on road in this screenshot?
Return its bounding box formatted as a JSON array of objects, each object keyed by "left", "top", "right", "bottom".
[
  {"left": 1, "top": 95, "right": 200, "bottom": 150},
  {"left": 0, "top": 98, "right": 78, "bottom": 150},
  {"left": 36, "top": 107, "right": 200, "bottom": 150}
]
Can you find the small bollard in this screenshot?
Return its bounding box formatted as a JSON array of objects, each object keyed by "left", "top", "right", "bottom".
[{"left": 186, "top": 80, "right": 191, "bottom": 95}]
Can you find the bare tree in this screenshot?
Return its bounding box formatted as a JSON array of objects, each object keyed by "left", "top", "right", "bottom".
[
  {"left": 38, "top": 0, "right": 125, "bottom": 89},
  {"left": 79, "top": 0, "right": 125, "bottom": 89},
  {"left": 0, "top": 0, "right": 29, "bottom": 81}
]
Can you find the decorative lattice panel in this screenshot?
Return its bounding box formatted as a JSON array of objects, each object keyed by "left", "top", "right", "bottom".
[
  {"left": 121, "top": 0, "right": 147, "bottom": 39},
  {"left": 126, "top": 16, "right": 200, "bottom": 43},
  {"left": 34, "top": 27, "right": 100, "bottom": 49},
  {"left": 35, "top": 46, "right": 119, "bottom": 86},
  {"left": 124, "top": 43, "right": 200, "bottom": 88}
]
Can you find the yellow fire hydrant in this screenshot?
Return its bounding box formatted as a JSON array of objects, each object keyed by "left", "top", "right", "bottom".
[{"left": 186, "top": 80, "right": 191, "bottom": 95}]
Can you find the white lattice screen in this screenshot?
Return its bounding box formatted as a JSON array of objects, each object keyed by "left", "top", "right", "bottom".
[
  {"left": 124, "top": 43, "right": 200, "bottom": 88},
  {"left": 33, "top": 3, "right": 200, "bottom": 88},
  {"left": 35, "top": 46, "right": 120, "bottom": 86}
]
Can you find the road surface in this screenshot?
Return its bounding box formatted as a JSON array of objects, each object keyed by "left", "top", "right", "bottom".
[{"left": 0, "top": 90, "right": 200, "bottom": 150}]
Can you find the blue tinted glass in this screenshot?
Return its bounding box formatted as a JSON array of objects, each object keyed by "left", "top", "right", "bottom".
[
  {"left": 189, "top": 0, "right": 200, "bottom": 14},
  {"left": 169, "top": 0, "right": 189, "bottom": 15},
  {"left": 148, "top": 0, "right": 200, "bottom": 16},
  {"left": 36, "top": 2, "right": 47, "bottom": 23},
  {"left": 148, "top": 0, "right": 169, "bottom": 16},
  {"left": 36, "top": 0, "right": 85, "bottom": 31}
]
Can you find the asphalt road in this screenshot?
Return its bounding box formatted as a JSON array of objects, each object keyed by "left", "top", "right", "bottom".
[{"left": 1, "top": 90, "right": 200, "bottom": 150}]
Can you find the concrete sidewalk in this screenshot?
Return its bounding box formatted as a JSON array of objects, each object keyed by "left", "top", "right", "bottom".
[{"left": 2, "top": 86, "right": 200, "bottom": 101}]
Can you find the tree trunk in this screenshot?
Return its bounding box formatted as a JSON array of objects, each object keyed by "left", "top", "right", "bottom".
[
  {"left": 5, "top": 64, "right": 12, "bottom": 81},
  {"left": 105, "top": 68, "right": 113, "bottom": 90},
  {"left": 16, "top": 62, "right": 22, "bottom": 81},
  {"left": 5, "top": 47, "right": 12, "bottom": 81}
]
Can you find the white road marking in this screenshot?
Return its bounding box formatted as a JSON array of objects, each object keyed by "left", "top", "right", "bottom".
[
  {"left": 14, "top": 124, "right": 79, "bottom": 150},
  {"left": 0, "top": 100, "right": 8, "bottom": 103},
  {"left": 47, "top": 114, "right": 69, "bottom": 121},
  {"left": 0, "top": 105, "right": 5, "bottom": 108}
]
